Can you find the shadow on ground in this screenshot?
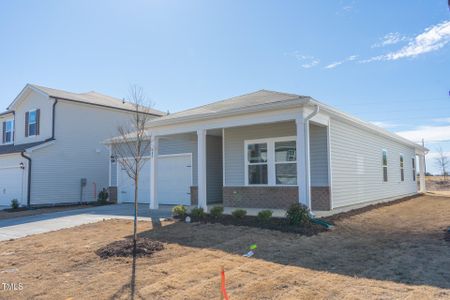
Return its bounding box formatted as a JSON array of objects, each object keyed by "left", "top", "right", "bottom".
[{"left": 138, "top": 195, "right": 450, "bottom": 289}]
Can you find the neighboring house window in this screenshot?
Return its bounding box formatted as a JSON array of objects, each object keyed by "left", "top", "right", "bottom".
[
  {"left": 25, "top": 109, "right": 40, "bottom": 137},
  {"left": 275, "top": 141, "right": 297, "bottom": 185},
  {"left": 247, "top": 143, "right": 268, "bottom": 184},
  {"left": 2, "top": 120, "right": 14, "bottom": 144},
  {"left": 412, "top": 157, "right": 416, "bottom": 181},
  {"left": 245, "top": 137, "right": 297, "bottom": 186},
  {"left": 400, "top": 154, "right": 404, "bottom": 182},
  {"left": 382, "top": 150, "right": 388, "bottom": 182}
]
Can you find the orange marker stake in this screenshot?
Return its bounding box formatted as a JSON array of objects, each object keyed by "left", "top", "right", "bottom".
[{"left": 221, "top": 266, "right": 229, "bottom": 300}]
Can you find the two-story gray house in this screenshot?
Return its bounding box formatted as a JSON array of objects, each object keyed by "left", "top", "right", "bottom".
[{"left": 0, "top": 84, "right": 164, "bottom": 207}]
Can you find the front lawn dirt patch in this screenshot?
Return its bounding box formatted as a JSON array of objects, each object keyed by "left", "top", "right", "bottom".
[
  {"left": 0, "top": 195, "right": 449, "bottom": 299},
  {"left": 186, "top": 214, "right": 326, "bottom": 235},
  {"left": 96, "top": 238, "right": 164, "bottom": 258}
]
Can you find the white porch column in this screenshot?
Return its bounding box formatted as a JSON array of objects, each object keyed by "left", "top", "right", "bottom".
[
  {"left": 149, "top": 135, "right": 159, "bottom": 209},
  {"left": 296, "top": 116, "right": 310, "bottom": 208},
  {"left": 419, "top": 154, "right": 426, "bottom": 193},
  {"left": 197, "top": 129, "right": 208, "bottom": 210}
]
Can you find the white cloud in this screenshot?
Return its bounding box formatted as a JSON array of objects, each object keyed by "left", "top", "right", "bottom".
[
  {"left": 362, "top": 20, "right": 450, "bottom": 62},
  {"left": 371, "top": 32, "right": 409, "bottom": 48},
  {"left": 324, "top": 55, "right": 358, "bottom": 69},
  {"left": 287, "top": 52, "right": 320, "bottom": 68},
  {"left": 396, "top": 124, "right": 450, "bottom": 143},
  {"left": 370, "top": 121, "right": 401, "bottom": 129}
]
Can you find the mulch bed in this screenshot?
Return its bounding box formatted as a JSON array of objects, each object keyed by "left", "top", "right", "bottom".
[
  {"left": 181, "top": 215, "right": 326, "bottom": 236},
  {"left": 96, "top": 238, "right": 164, "bottom": 258},
  {"left": 322, "top": 194, "right": 422, "bottom": 224}
]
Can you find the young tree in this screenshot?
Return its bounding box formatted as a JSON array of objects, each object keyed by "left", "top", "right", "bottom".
[
  {"left": 435, "top": 146, "right": 449, "bottom": 182},
  {"left": 112, "top": 85, "right": 154, "bottom": 243}
]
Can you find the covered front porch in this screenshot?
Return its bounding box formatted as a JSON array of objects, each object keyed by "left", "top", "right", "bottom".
[{"left": 148, "top": 105, "right": 332, "bottom": 213}]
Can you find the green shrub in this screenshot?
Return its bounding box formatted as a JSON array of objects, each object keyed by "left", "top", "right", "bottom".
[
  {"left": 231, "top": 209, "right": 247, "bottom": 219},
  {"left": 97, "top": 188, "right": 109, "bottom": 204},
  {"left": 172, "top": 205, "right": 187, "bottom": 218},
  {"left": 11, "top": 199, "right": 19, "bottom": 210},
  {"left": 210, "top": 206, "right": 224, "bottom": 218},
  {"left": 286, "top": 203, "right": 310, "bottom": 225},
  {"left": 190, "top": 207, "right": 205, "bottom": 219},
  {"left": 257, "top": 210, "right": 273, "bottom": 222}
]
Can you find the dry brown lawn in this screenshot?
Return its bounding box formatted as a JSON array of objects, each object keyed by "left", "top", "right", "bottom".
[{"left": 0, "top": 194, "right": 449, "bottom": 299}]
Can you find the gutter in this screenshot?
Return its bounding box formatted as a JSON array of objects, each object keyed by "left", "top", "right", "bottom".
[
  {"left": 303, "top": 104, "right": 320, "bottom": 210},
  {"left": 20, "top": 151, "right": 32, "bottom": 207}
]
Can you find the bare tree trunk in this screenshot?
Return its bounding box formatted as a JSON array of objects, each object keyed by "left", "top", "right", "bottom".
[{"left": 134, "top": 172, "right": 139, "bottom": 243}]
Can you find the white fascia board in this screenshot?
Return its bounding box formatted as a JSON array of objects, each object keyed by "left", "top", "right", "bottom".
[
  {"left": 149, "top": 106, "right": 306, "bottom": 136},
  {"left": 308, "top": 99, "right": 428, "bottom": 152},
  {"left": 25, "top": 141, "right": 55, "bottom": 153}
]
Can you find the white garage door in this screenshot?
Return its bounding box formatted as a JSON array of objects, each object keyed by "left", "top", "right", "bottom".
[
  {"left": 157, "top": 154, "right": 192, "bottom": 205},
  {"left": 117, "top": 159, "right": 151, "bottom": 203},
  {"left": 0, "top": 167, "right": 25, "bottom": 206}
]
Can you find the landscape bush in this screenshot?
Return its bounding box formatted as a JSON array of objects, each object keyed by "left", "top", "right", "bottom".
[
  {"left": 286, "top": 203, "right": 310, "bottom": 225},
  {"left": 257, "top": 210, "right": 273, "bottom": 222},
  {"left": 97, "top": 188, "right": 109, "bottom": 204},
  {"left": 190, "top": 207, "right": 205, "bottom": 219},
  {"left": 10, "top": 199, "right": 19, "bottom": 210},
  {"left": 172, "top": 205, "right": 187, "bottom": 218},
  {"left": 231, "top": 209, "right": 247, "bottom": 219},
  {"left": 209, "top": 206, "right": 224, "bottom": 218}
]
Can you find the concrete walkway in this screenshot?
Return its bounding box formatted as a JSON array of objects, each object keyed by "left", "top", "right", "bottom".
[{"left": 0, "top": 204, "right": 173, "bottom": 241}]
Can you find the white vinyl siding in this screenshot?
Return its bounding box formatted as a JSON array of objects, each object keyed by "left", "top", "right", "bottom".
[
  {"left": 309, "top": 124, "right": 329, "bottom": 187},
  {"left": 330, "top": 118, "right": 417, "bottom": 208}
]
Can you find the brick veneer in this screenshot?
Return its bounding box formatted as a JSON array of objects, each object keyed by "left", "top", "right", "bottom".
[
  {"left": 223, "top": 186, "right": 298, "bottom": 209},
  {"left": 108, "top": 186, "right": 118, "bottom": 204},
  {"left": 311, "top": 187, "right": 331, "bottom": 211},
  {"left": 190, "top": 186, "right": 198, "bottom": 205}
]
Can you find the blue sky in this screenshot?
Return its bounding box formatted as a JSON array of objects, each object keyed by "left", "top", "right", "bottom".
[{"left": 0, "top": 0, "right": 449, "bottom": 173}]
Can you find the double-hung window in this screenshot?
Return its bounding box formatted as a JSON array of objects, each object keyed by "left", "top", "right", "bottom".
[
  {"left": 382, "top": 150, "right": 388, "bottom": 182},
  {"left": 28, "top": 110, "right": 37, "bottom": 136},
  {"left": 2, "top": 120, "right": 14, "bottom": 144},
  {"left": 412, "top": 157, "right": 416, "bottom": 181},
  {"left": 246, "top": 137, "right": 297, "bottom": 186},
  {"left": 400, "top": 154, "right": 404, "bottom": 182}
]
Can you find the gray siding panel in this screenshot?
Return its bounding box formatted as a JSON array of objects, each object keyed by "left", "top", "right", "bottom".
[
  {"left": 111, "top": 161, "right": 118, "bottom": 186},
  {"left": 224, "top": 121, "right": 296, "bottom": 186},
  {"left": 310, "top": 124, "right": 329, "bottom": 187},
  {"left": 330, "top": 118, "right": 417, "bottom": 208},
  {"left": 206, "top": 135, "right": 223, "bottom": 203}
]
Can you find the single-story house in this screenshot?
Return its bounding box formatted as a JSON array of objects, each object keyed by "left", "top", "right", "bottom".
[
  {"left": 106, "top": 90, "right": 427, "bottom": 214},
  {"left": 0, "top": 84, "right": 164, "bottom": 207}
]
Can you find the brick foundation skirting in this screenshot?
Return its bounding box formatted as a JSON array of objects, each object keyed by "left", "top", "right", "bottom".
[
  {"left": 108, "top": 187, "right": 118, "bottom": 204},
  {"left": 190, "top": 186, "right": 198, "bottom": 205},
  {"left": 223, "top": 186, "right": 299, "bottom": 209},
  {"left": 311, "top": 187, "right": 331, "bottom": 211}
]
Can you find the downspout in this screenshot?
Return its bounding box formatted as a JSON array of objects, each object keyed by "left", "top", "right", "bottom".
[
  {"left": 21, "top": 151, "right": 32, "bottom": 207},
  {"left": 51, "top": 98, "right": 58, "bottom": 140},
  {"left": 303, "top": 104, "right": 320, "bottom": 210}
]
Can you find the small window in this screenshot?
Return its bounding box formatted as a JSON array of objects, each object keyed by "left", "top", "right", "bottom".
[
  {"left": 400, "top": 154, "right": 404, "bottom": 182},
  {"left": 382, "top": 150, "right": 388, "bottom": 182},
  {"left": 412, "top": 158, "right": 416, "bottom": 181},
  {"left": 3, "top": 120, "right": 14, "bottom": 144},
  {"left": 28, "top": 110, "right": 37, "bottom": 136},
  {"left": 247, "top": 143, "right": 268, "bottom": 184},
  {"left": 275, "top": 141, "right": 297, "bottom": 185}
]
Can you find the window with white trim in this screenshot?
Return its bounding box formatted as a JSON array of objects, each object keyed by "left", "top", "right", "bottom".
[
  {"left": 245, "top": 137, "right": 297, "bottom": 186},
  {"left": 3, "top": 120, "right": 14, "bottom": 144},
  {"left": 382, "top": 150, "right": 388, "bottom": 182},
  {"left": 28, "top": 110, "right": 37, "bottom": 136},
  {"left": 400, "top": 154, "right": 404, "bottom": 182},
  {"left": 412, "top": 157, "right": 416, "bottom": 181}
]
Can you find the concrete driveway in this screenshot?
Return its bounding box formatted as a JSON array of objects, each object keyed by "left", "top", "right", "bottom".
[{"left": 0, "top": 204, "right": 173, "bottom": 241}]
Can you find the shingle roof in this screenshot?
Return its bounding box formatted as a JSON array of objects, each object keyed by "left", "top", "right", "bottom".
[
  {"left": 0, "top": 141, "right": 51, "bottom": 155},
  {"left": 151, "top": 90, "right": 308, "bottom": 123},
  {"left": 28, "top": 84, "right": 165, "bottom": 116}
]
